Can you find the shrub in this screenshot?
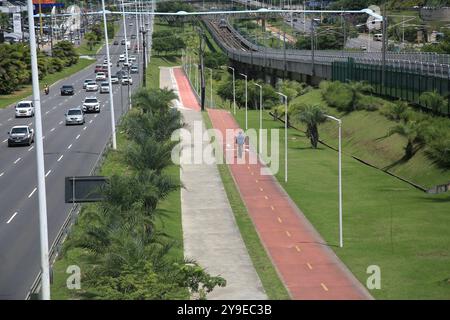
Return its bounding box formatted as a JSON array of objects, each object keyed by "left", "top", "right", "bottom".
[{"left": 320, "top": 81, "right": 352, "bottom": 111}]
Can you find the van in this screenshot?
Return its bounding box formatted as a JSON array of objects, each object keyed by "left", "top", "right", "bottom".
[{"left": 374, "top": 33, "right": 383, "bottom": 41}]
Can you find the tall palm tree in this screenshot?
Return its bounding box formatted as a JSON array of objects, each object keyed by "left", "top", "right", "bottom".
[
  {"left": 295, "top": 104, "right": 327, "bottom": 148},
  {"left": 132, "top": 87, "right": 177, "bottom": 114}
]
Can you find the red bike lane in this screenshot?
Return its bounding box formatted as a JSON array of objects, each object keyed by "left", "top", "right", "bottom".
[{"left": 173, "top": 67, "right": 371, "bottom": 300}]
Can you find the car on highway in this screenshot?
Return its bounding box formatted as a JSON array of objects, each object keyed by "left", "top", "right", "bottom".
[
  {"left": 83, "top": 79, "right": 94, "bottom": 89},
  {"left": 82, "top": 97, "right": 100, "bottom": 113},
  {"left": 129, "top": 22, "right": 133, "bottom": 26},
  {"left": 119, "top": 54, "right": 125, "bottom": 62},
  {"left": 113, "top": 40, "right": 119, "bottom": 45},
  {"left": 65, "top": 107, "right": 85, "bottom": 125},
  {"left": 121, "top": 39, "right": 126, "bottom": 45},
  {"left": 129, "top": 55, "right": 137, "bottom": 62},
  {"left": 96, "top": 72, "right": 107, "bottom": 81},
  {"left": 131, "top": 34, "right": 136, "bottom": 39},
  {"left": 100, "top": 81, "right": 110, "bottom": 93},
  {"left": 85, "top": 81, "right": 98, "bottom": 92},
  {"left": 130, "top": 65, "right": 139, "bottom": 73},
  {"left": 121, "top": 75, "right": 133, "bottom": 85},
  {"left": 95, "top": 64, "right": 103, "bottom": 73},
  {"left": 15, "top": 101, "right": 34, "bottom": 118},
  {"left": 60, "top": 84, "right": 75, "bottom": 95},
  {"left": 7, "top": 125, "right": 34, "bottom": 147},
  {"left": 110, "top": 75, "right": 119, "bottom": 84},
  {"left": 103, "top": 59, "right": 112, "bottom": 67}
]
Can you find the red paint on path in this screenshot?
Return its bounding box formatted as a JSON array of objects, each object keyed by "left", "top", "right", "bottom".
[
  {"left": 174, "top": 67, "right": 371, "bottom": 300},
  {"left": 173, "top": 67, "right": 201, "bottom": 111}
]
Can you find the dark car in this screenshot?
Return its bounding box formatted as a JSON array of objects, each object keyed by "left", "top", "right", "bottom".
[
  {"left": 131, "top": 34, "right": 136, "bottom": 39},
  {"left": 60, "top": 84, "right": 75, "bottom": 95},
  {"left": 113, "top": 40, "right": 118, "bottom": 45},
  {"left": 121, "top": 39, "right": 126, "bottom": 45},
  {"left": 95, "top": 64, "right": 103, "bottom": 73}
]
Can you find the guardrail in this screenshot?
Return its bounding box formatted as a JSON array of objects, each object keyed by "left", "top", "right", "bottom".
[{"left": 25, "top": 135, "right": 112, "bottom": 300}]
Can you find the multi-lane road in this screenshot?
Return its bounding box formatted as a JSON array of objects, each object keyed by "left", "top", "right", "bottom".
[{"left": 0, "top": 20, "right": 144, "bottom": 299}]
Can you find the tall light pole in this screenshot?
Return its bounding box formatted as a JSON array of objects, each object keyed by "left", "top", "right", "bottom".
[
  {"left": 276, "top": 92, "right": 288, "bottom": 183},
  {"left": 240, "top": 73, "right": 248, "bottom": 130},
  {"left": 228, "top": 66, "right": 236, "bottom": 114},
  {"left": 101, "top": 0, "right": 117, "bottom": 149},
  {"left": 26, "top": 0, "right": 50, "bottom": 300},
  {"left": 135, "top": 0, "right": 140, "bottom": 53},
  {"left": 325, "top": 114, "right": 343, "bottom": 248},
  {"left": 254, "top": 83, "right": 263, "bottom": 155},
  {"left": 207, "top": 67, "right": 213, "bottom": 108},
  {"left": 120, "top": 0, "right": 131, "bottom": 109}
]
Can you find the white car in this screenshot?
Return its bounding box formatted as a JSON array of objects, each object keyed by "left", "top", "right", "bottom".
[
  {"left": 110, "top": 75, "right": 119, "bottom": 84},
  {"left": 103, "top": 59, "right": 112, "bottom": 67},
  {"left": 83, "top": 79, "right": 94, "bottom": 89},
  {"left": 121, "top": 76, "right": 133, "bottom": 85},
  {"left": 96, "top": 72, "right": 106, "bottom": 81},
  {"left": 119, "top": 54, "right": 125, "bottom": 62},
  {"left": 15, "top": 100, "right": 34, "bottom": 118},
  {"left": 82, "top": 97, "right": 100, "bottom": 113},
  {"left": 129, "top": 55, "right": 137, "bottom": 62},
  {"left": 85, "top": 81, "right": 98, "bottom": 91},
  {"left": 100, "top": 81, "right": 110, "bottom": 93}
]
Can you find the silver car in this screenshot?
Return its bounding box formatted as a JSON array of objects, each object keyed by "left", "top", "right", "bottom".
[
  {"left": 65, "top": 108, "right": 85, "bottom": 125},
  {"left": 15, "top": 100, "right": 34, "bottom": 118},
  {"left": 7, "top": 125, "right": 34, "bottom": 147}
]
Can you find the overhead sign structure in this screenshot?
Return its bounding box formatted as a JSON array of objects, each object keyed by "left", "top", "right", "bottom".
[{"left": 65, "top": 176, "right": 108, "bottom": 203}]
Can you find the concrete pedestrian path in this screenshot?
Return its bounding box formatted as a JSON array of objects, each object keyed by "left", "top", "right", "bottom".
[{"left": 160, "top": 67, "right": 267, "bottom": 300}]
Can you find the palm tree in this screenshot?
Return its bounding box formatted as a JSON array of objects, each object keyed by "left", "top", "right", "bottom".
[
  {"left": 419, "top": 90, "right": 446, "bottom": 114},
  {"left": 388, "top": 121, "right": 426, "bottom": 159},
  {"left": 347, "top": 81, "right": 373, "bottom": 110},
  {"left": 132, "top": 87, "right": 177, "bottom": 114},
  {"left": 125, "top": 137, "right": 176, "bottom": 173},
  {"left": 294, "top": 105, "right": 327, "bottom": 148}
]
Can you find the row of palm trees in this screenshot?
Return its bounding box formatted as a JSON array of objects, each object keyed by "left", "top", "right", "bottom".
[{"left": 63, "top": 87, "right": 225, "bottom": 299}]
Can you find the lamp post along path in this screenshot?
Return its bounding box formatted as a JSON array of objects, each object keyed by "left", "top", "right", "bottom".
[
  {"left": 228, "top": 66, "right": 236, "bottom": 114},
  {"left": 325, "top": 114, "right": 343, "bottom": 248},
  {"left": 26, "top": 0, "right": 51, "bottom": 300},
  {"left": 276, "top": 92, "right": 288, "bottom": 183}
]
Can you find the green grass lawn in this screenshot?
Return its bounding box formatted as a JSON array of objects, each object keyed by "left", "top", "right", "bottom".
[
  {"left": 0, "top": 58, "right": 95, "bottom": 109},
  {"left": 233, "top": 108, "right": 450, "bottom": 300},
  {"left": 202, "top": 112, "right": 290, "bottom": 300},
  {"left": 290, "top": 89, "right": 450, "bottom": 188}
]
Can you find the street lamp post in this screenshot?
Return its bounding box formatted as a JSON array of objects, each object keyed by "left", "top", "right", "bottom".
[
  {"left": 120, "top": 0, "right": 131, "bottom": 109},
  {"left": 101, "top": 0, "right": 117, "bottom": 150},
  {"left": 26, "top": 0, "right": 51, "bottom": 300},
  {"left": 228, "top": 66, "right": 236, "bottom": 114},
  {"left": 254, "top": 83, "right": 263, "bottom": 155},
  {"left": 239, "top": 73, "right": 248, "bottom": 130},
  {"left": 325, "top": 114, "right": 343, "bottom": 248},
  {"left": 276, "top": 92, "right": 288, "bottom": 183},
  {"left": 207, "top": 67, "right": 213, "bottom": 108}
]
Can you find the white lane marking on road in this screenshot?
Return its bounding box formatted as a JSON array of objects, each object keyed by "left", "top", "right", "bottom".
[
  {"left": 59, "top": 121, "right": 63, "bottom": 125},
  {"left": 57, "top": 155, "right": 63, "bottom": 162},
  {"left": 89, "top": 120, "right": 93, "bottom": 124},
  {"left": 6, "top": 212, "right": 18, "bottom": 224},
  {"left": 94, "top": 114, "right": 98, "bottom": 118},
  {"left": 83, "top": 126, "right": 87, "bottom": 130},
  {"left": 2, "top": 139, "right": 7, "bottom": 143},
  {"left": 45, "top": 111, "right": 49, "bottom": 115},
  {"left": 76, "top": 134, "right": 80, "bottom": 140},
  {"left": 67, "top": 144, "right": 72, "bottom": 149},
  {"left": 28, "top": 146, "right": 34, "bottom": 151},
  {"left": 52, "top": 106, "right": 56, "bottom": 110},
  {"left": 0, "top": 172, "right": 4, "bottom": 177},
  {"left": 7, "top": 118, "right": 12, "bottom": 121},
  {"left": 45, "top": 170, "right": 52, "bottom": 177},
  {"left": 28, "top": 122, "right": 32, "bottom": 126},
  {"left": 14, "top": 157, "right": 21, "bottom": 164},
  {"left": 50, "top": 127, "right": 55, "bottom": 132},
  {"left": 28, "top": 187, "right": 37, "bottom": 198}
]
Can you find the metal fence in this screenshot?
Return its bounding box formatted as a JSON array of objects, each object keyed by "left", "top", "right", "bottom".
[{"left": 332, "top": 58, "right": 450, "bottom": 116}]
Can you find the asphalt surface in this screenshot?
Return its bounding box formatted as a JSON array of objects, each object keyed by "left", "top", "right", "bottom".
[{"left": 0, "top": 19, "right": 145, "bottom": 299}]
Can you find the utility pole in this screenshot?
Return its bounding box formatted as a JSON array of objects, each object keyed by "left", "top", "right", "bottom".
[
  {"left": 141, "top": 27, "right": 147, "bottom": 87},
  {"left": 198, "top": 26, "right": 206, "bottom": 111}
]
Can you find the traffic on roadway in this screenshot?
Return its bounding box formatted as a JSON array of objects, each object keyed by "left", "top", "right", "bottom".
[{"left": 0, "top": 21, "right": 143, "bottom": 299}]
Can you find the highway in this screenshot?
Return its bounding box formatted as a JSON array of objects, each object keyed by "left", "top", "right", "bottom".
[{"left": 0, "top": 19, "right": 144, "bottom": 299}]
